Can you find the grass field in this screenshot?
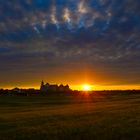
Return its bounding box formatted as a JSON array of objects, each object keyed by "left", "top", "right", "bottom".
[{"left": 0, "top": 93, "right": 140, "bottom": 140}]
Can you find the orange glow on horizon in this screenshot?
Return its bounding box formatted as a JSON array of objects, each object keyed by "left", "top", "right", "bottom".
[
  {"left": 1, "top": 83, "right": 140, "bottom": 91},
  {"left": 82, "top": 84, "right": 92, "bottom": 91},
  {"left": 71, "top": 84, "right": 140, "bottom": 91}
]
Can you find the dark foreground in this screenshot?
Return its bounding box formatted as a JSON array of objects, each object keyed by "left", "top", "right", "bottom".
[{"left": 0, "top": 92, "right": 140, "bottom": 140}]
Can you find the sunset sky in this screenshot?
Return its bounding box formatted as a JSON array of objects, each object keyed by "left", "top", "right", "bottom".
[{"left": 0, "top": 0, "right": 140, "bottom": 90}]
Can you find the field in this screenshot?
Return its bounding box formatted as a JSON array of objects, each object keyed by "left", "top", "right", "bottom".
[{"left": 0, "top": 92, "right": 140, "bottom": 140}]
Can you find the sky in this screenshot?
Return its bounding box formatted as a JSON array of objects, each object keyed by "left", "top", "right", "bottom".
[{"left": 0, "top": 0, "right": 140, "bottom": 90}]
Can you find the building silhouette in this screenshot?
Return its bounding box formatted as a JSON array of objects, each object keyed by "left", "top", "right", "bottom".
[{"left": 40, "top": 81, "right": 70, "bottom": 92}]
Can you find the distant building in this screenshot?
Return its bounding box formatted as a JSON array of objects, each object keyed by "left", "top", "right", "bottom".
[
  {"left": 12, "top": 88, "right": 21, "bottom": 93},
  {"left": 40, "top": 81, "right": 70, "bottom": 92}
]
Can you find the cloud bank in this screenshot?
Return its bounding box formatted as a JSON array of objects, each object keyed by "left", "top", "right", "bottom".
[{"left": 0, "top": 0, "right": 140, "bottom": 87}]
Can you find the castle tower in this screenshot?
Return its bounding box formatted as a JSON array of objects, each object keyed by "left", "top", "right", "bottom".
[{"left": 40, "top": 80, "right": 45, "bottom": 91}]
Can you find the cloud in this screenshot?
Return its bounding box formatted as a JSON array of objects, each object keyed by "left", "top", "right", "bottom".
[
  {"left": 0, "top": 0, "right": 115, "bottom": 32},
  {"left": 0, "top": 0, "right": 140, "bottom": 86}
]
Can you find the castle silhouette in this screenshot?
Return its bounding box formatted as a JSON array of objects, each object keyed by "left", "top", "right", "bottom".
[{"left": 40, "top": 81, "right": 70, "bottom": 92}]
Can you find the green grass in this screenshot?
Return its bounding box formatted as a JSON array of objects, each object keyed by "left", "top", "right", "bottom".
[{"left": 0, "top": 93, "right": 140, "bottom": 140}]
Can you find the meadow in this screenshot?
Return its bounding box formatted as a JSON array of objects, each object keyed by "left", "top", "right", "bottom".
[{"left": 0, "top": 92, "right": 140, "bottom": 140}]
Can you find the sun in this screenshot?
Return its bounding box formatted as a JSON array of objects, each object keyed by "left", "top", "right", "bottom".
[{"left": 82, "top": 84, "right": 91, "bottom": 91}]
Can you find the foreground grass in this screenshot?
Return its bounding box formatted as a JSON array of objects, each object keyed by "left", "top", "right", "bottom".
[{"left": 0, "top": 93, "right": 140, "bottom": 140}]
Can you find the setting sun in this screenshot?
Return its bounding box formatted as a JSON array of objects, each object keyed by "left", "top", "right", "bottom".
[{"left": 82, "top": 84, "right": 91, "bottom": 91}]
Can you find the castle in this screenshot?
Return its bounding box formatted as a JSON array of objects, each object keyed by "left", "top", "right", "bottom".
[{"left": 40, "top": 81, "right": 70, "bottom": 92}]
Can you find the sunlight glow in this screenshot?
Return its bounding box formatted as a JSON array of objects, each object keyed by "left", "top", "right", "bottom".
[{"left": 82, "top": 84, "right": 91, "bottom": 91}]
